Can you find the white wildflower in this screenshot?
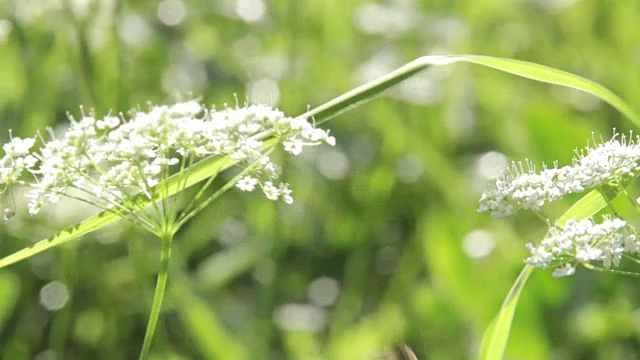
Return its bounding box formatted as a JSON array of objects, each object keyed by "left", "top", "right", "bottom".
[
  {"left": 263, "top": 181, "right": 280, "bottom": 201},
  {"left": 236, "top": 176, "right": 258, "bottom": 191},
  {"left": 3, "top": 137, "right": 36, "bottom": 155},
  {"left": 279, "top": 183, "right": 293, "bottom": 204},
  {"left": 552, "top": 264, "right": 576, "bottom": 278},
  {"left": 524, "top": 217, "right": 640, "bottom": 276},
  {"left": 479, "top": 132, "right": 640, "bottom": 217},
  {"left": 283, "top": 139, "right": 304, "bottom": 155},
  {"left": 0, "top": 137, "right": 39, "bottom": 185},
  {"left": 0, "top": 100, "right": 336, "bottom": 214}
]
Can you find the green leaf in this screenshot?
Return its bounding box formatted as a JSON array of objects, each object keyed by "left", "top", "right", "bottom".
[
  {"left": 1, "top": 55, "right": 637, "bottom": 269},
  {"left": 556, "top": 189, "right": 608, "bottom": 226},
  {"left": 479, "top": 265, "right": 533, "bottom": 360},
  {"left": 304, "top": 55, "right": 640, "bottom": 128},
  {"left": 597, "top": 184, "right": 640, "bottom": 230}
]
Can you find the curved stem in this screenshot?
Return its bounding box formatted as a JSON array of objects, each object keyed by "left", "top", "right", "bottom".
[{"left": 139, "top": 231, "right": 173, "bottom": 360}]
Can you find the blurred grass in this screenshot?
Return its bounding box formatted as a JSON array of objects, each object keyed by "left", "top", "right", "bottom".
[{"left": 1, "top": 0, "right": 640, "bottom": 359}]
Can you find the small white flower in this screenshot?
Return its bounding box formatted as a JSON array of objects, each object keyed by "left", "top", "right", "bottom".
[
  {"left": 236, "top": 176, "right": 258, "bottom": 191},
  {"left": 552, "top": 264, "right": 576, "bottom": 278},
  {"left": 289, "top": 117, "right": 311, "bottom": 131},
  {"left": 283, "top": 140, "right": 304, "bottom": 155},
  {"left": 144, "top": 163, "right": 162, "bottom": 175},
  {"left": 105, "top": 115, "right": 120, "bottom": 128},
  {"left": 279, "top": 183, "right": 293, "bottom": 204},
  {"left": 263, "top": 181, "right": 279, "bottom": 201},
  {"left": 3, "top": 137, "right": 36, "bottom": 156},
  {"left": 168, "top": 100, "right": 202, "bottom": 117}
]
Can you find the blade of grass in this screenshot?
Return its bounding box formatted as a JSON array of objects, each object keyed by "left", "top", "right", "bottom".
[
  {"left": 556, "top": 189, "right": 609, "bottom": 226},
  {"left": 1, "top": 55, "right": 637, "bottom": 269},
  {"left": 479, "top": 265, "right": 534, "bottom": 360},
  {"left": 305, "top": 55, "right": 640, "bottom": 128}
]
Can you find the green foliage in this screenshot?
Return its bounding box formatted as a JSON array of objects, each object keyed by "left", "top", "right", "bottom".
[{"left": 2, "top": 0, "right": 640, "bottom": 359}]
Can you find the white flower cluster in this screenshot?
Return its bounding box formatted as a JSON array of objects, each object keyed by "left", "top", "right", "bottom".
[
  {"left": 525, "top": 217, "right": 640, "bottom": 277},
  {"left": 0, "top": 101, "right": 335, "bottom": 214},
  {"left": 479, "top": 132, "right": 640, "bottom": 217}
]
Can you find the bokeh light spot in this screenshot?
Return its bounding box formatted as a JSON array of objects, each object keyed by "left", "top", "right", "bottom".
[
  {"left": 247, "top": 78, "right": 280, "bottom": 106},
  {"left": 317, "top": 149, "right": 350, "bottom": 180},
  {"left": 462, "top": 229, "right": 496, "bottom": 259},
  {"left": 157, "top": 0, "right": 187, "bottom": 26},
  {"left": 39, "top": 281, "right": 70, "bottom": 311},
  {"left": 118, "top": 14, "right": 153, "bottom": 47},
  {"left": 477, "top": 151, "right": 508, "bottom": 179},
  {"left": 308, "top": 277, "right": 340, "bottom": 307},
  {"left": 273, "top": 303, "right": 326, "bottom": 332},
  {"left": 236, "top": 0, "right": 266, "bottom": 22}
]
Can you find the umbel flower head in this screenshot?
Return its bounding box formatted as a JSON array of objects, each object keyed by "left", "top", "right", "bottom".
[
  {"left": 478, "top": 131, "right": 640, "bottom": 277},
  {"left": 526, "top": 217, "right": 640, "bottom": 277},
  {"left": 0, "top": 100, "right": 335, "bottom": 218},
  {"left": 478, "top": 132, "right": 640, "bottom": 217}
]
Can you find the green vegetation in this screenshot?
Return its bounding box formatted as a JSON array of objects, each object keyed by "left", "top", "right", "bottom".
[{"left": 1, "top": 1, "right": 640, "bottom": 359}]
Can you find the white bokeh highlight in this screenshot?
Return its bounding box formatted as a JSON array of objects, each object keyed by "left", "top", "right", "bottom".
[
  {"left": 308, "top": 277, "right": 340, "bottom": 307},
  {"left": 462, "top": 229, "right": 496, "bottom": 259},
  {"left": 39, "top": 281, "right": 70, "bottom": 311}
]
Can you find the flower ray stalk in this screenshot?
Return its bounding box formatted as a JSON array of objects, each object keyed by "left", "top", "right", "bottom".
[
  {"left": 176, "top": 169, "right": 220, "bottom": 223},
  {"left": 174, "top": 146, "right": 228, "bottom": 225},
  {"left": 176, "top": 147, "right": 276, "bottom": 229},
  {"left": 137, "top": 146, "right": 278, "bottom": 359},
  {"left": 581, "top": 262, "right": 640, "bottom": 278},
  {"left": 622, "top": 254, "right": 640, "bottom": 266},
  {"left": 37, "top": 186, "right": 158, "bottom": 232}
]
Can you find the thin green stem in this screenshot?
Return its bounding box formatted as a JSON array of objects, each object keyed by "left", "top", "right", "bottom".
[
  {"left": 139, "top": 231, "right": 174, "bottom": 360},
  {"left": 176, "top": 146, "right": 277, "bottom": 229}
]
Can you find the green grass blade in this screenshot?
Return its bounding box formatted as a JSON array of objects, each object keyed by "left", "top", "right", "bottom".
[
  {"left": 0, "top": 210, "right": 118, "bottom": 269},
  {"left": 449, "top": 55, "right": 640, "bottom": 128},
  {"left": 306, "top": 55, "right": 639, "bottom": 127},
  {"left": 1, "top": 55, "right": 637, "bottom": 268},
  {"left": 556, "top": 189, "right": 608, "bottom": 226},
  {"left": 596, "top": 184, "right": 640, "bottom": 230},
  {"left": 479, "top": 264, "right": 533, "bottom": 360}
]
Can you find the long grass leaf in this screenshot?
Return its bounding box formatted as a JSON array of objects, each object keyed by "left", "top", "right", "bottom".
[
  {"left": 479, "top": 265, "right": 533, "bottom": 360},
  {"left": 306, "top": 55, "right": 640, "bottom": 127}
]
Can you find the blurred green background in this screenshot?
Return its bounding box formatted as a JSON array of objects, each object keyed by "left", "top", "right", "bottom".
[{"left": 1, "top": 0, "right": 640, "bottom": 359}]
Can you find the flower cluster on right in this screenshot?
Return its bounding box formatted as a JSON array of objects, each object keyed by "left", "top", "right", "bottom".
[{"left": 478, "top": 132, "right": 640, "bottom": 277}]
